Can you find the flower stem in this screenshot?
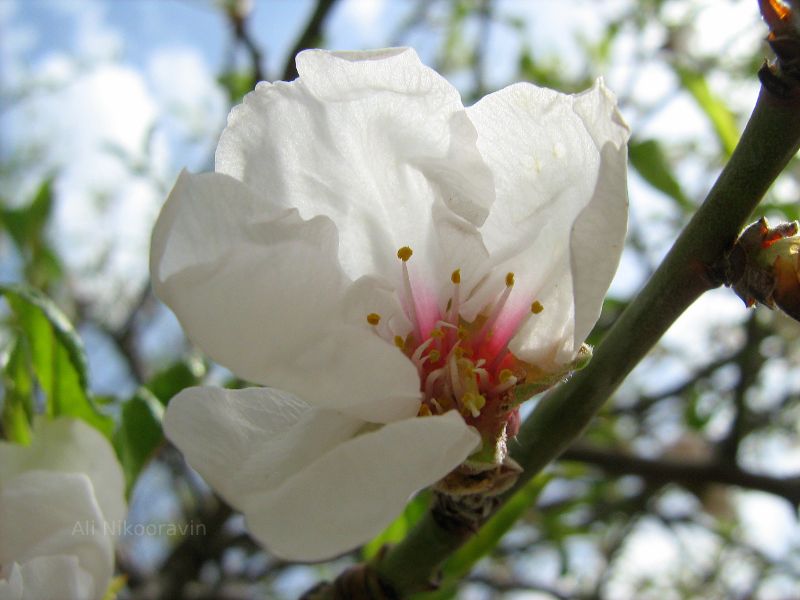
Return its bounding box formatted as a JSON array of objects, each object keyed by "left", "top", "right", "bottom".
[{"left": 363, "top": 85, "right": 800, "bottom": 597}]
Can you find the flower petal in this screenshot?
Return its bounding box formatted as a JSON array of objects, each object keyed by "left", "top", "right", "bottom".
[
  {"left": 241, "top": 411, "right": 480, "bottom": 561},
  {"left": 215, "top": 48, "right": 495, "bottom": 285},
  {"left": 466, "top": 79, "right": 629, "bottom": 366},
  {"left": 152, "top": 171, "right": 421, "bottom": 422},
  {"left": 0, "top": 471, "right": 113, "bottom": 600},
  {"left": 0, "top": 417, "right": 126, "bottom": 527},
  {"left": 163, "top": 386, "right": 365, "bottom": 508},
  {"left": 1, "top": 557, "right": 94, "bottom": 600}
]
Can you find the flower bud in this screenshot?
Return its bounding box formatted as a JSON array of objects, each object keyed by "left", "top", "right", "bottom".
[{"left": 728, "top": 217, "right": 800, "bottom": 320}]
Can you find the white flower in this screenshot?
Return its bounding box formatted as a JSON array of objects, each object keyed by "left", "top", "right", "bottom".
[
  {"left": 0, "top": 418, "right": 126, "bottom": 600},
  {"left": 152, "top": 48, "right": 629, "bottom": 561}
]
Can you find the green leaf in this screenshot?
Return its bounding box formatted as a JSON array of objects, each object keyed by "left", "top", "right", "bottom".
[
  {"left": 0, "top": 284, "right": 114, "bottom": 439},
  {"left": 0, "top": 179, "right": 53, "bottom": 248},
  {"left": 362, "top": 492, "right": 430, "bottom": 560},
  {"left": 0, "top": 179, "right": 62, "bottom": 288},
  {"left": 629, "top": 139, "right": 692, "bottom": 210},
  {"left": 411, "top": 473, "right": 552, "bottom": 600},
  {"left": 114, "top": 388, "right": 164, "bottom": 495},
  {"left": 218, "top": 71, "right": 257, "bottom": 104},
  {"left": 675, "top": 66, "right": 740, "bottom": 157},
  {"left": 145, "top": 357, "right": 205, "bottom": 406},
  {"left": 1, "top": 340, "right": 34, "bottom": 444}
]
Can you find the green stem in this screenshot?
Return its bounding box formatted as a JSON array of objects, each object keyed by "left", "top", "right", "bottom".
[
  {"left": 375, "top": 509, "right": 472, "bottom": 595},
  {"left": 367, "top": 86, "right": 800, "bottom": 597}
]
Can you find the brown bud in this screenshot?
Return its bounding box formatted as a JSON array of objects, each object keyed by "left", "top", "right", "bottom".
[
  {"left": 727, "top": 217, "right": 800, "bottom": 320},
  {"left": 759, "top": 0, "right": 800, "bottom": 91}
]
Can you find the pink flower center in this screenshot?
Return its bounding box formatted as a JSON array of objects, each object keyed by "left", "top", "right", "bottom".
[{"left": 367, "top": 246, "right": 544, "bottom": 430}]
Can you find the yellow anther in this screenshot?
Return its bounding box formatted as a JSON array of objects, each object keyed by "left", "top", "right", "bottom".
[
  {"left": 457, "top": 327, "right": 468, "bottom": 340},
  {"left": 367, "top": 313, "right": 381, "bottom": 325},
  {"left": 428, "top": 349, "right": 441, "bottom": 362},
  {"left": 418, "top": 404, "right": 433, "bottom": 417},
  {"left": 397, "top": 246, "right": 413, "bottom": 262},
  {"left": 461, "top": 392, "right": 486, "bottom": 418},
  {"left": 499, "top": 369, "right": 514, "bottom": 383},
  {"left": 505, "top": 272, "right": 515, "bottom": 287},
  {"left": 394, "top": 335, "right": 405, "bottom": 349},
  {"left": 430, "top": 328, "right": 444, "bottom": 339},
  {"left": 531, "top": 300, "right": 544, "bottom": 314},
  {"left": 451, "top": 269, "right": 461, "bottom": 284},
  {"left": 454, "top": 347, "right": 466, "bottom": 358}
]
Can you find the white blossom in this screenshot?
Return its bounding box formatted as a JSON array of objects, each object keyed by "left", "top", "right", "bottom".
[
  {"left": 0, "top": 418, "right": 126, "bottom": 600},
  {"left": 152, "top": 48, "right": 629, "bottom": 561}
]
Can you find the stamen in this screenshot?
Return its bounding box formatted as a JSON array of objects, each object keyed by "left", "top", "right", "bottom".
[
  {"left": 424, "top": 367, "right": 446, "bottom": 398},
  {"left": 411, "top": 337, "right": 435, "bottom": 367},
  {"left": 419, "top": 349, "right": 442, "bottom": 368},
  {"left": 397, "top": 246, "right": 413, "bottom": 262},
  {"left": 491, "top": 375, "right": 518, "bottom": 396},
  {"left": 418, "top": 403, "right": 433, "bottom": 417},
  {"left": 475, "top": 272, "right": 515, "bottom": 345},
  {"left": 366, "top": 312, "right": 393, "bottom": 343},
  {"left": 398, "top": 246, "right": 422, "bottom": 342},
  {"left": 449, "top": 269, "right": 462, "bottom": 324},
  {"left": 474, "top": 366, "right": 490, "bottom": 389},
  {"left": 394, "top": 335, "right": 406, "bottom": 349},
  {"left": 461, "top": 392, "right": 486, "bottom": 418},
  {"left": 531, "top": 300, "right": 544, "bottom": 314}
]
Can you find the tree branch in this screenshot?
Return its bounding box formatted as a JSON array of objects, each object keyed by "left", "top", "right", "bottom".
[
  {"left": 561, "top": 444, "right": 800, "bottom": 506},
  {"left": 282, "top": 0, "right": 339, "bottom": 82}
]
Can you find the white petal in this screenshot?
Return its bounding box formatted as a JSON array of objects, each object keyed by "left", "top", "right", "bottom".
[
  {"left": 241, "top": 411, "right": 480, "bottom": 561},
  {"left": 152, "top": 171, "right": 421, "bottom": 422},
  {"left": 0, "top": 471, "right": 113, "bottom": 600},
  {"left": 1, "top": 557, "right": 94, "bottom": 600},
  {"left": 0, "top": 417, "right": 126, "bottom": 527},
  {"left": 163, "top": 386, "right": 365, "bottom": 508},
  {"left": 569, "top": 142, "right": 629, "bottom": 348},
  {"left": 467, "top": 79, "right": 629, "bottom": 365},
  {"left": 216, "top": 48, "right": 495, "bottom": 286},
  {"left": 0, "top": 563, "right": 22, "bottom": 600}
]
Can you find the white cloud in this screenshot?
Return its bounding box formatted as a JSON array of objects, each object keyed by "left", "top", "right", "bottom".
[
  {"left": 145, "top": 45, "right": 227, "bottom": 161},
  {"left": 339, "top": 0, "right": 386, "bottom": 44}
]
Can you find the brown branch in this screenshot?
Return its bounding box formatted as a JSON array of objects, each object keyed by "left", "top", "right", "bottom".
[
  {"left": 561, "top": 444, "right": 800, "bottom": 506},
  {"left": 719, "top": 313, "right": 768, "bottom": 462},
  {"left": 282, "top": 0, "right": 339, "bottom": 82},
  {"left": 609, "top": 350, "right": 738, "bottom": 417},
  {"left": 230, "top": 9, "right": 264, "bottom": 83}
]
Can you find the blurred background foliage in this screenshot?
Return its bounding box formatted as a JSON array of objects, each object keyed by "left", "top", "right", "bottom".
[{"left": 1, "top": 0, "right": 799, "bottom": 598}]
